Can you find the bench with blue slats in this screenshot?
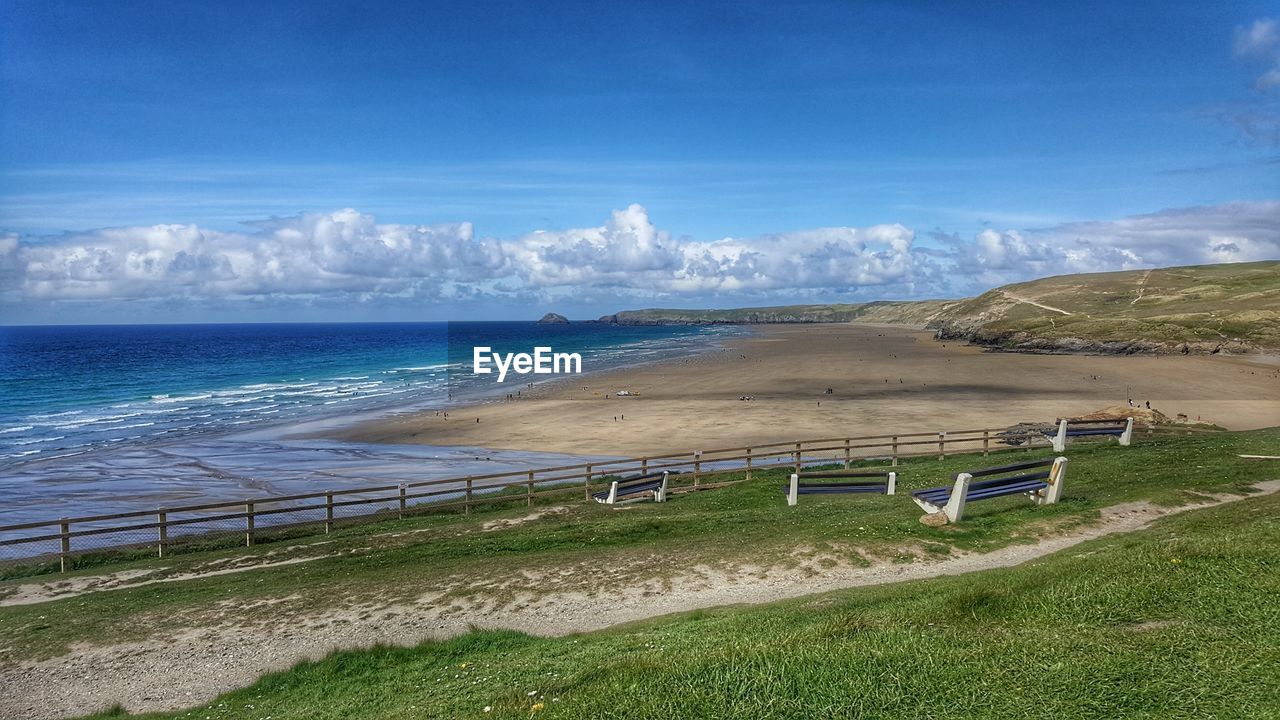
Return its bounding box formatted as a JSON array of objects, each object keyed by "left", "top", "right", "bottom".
[
  {"left": 1044, "top": 417, "right": 1133, "bottom": 451},
  {"left": 912, "top": 456, "right": 1068, "bottom": 523},
  {"left": 593, "top": 471, "right": 669, "bottom": 505},
  {"left": 784, "top": 470, "right": 896, "bottom": 506}
]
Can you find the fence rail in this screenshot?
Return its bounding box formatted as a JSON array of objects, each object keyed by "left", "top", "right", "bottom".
[{"left": 0, "top": 421, "right": 1205, "bottom": 572}]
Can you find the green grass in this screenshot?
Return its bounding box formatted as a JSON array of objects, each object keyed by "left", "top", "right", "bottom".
[
  {"left": 604, "top": 299, "right": 954, "bottom": 325},
  {"left": 1, "top": 429, "right": 1277, "bottom": 719},
  {"left": 79, "top": 436, "right": 1280, "bottom": 719},
  {"left": 601, "top": 262, "right": 1280, "bottom": 351},
  {"left": 1, "top": 429, "right": 1276, "bottom": 669},
  {"left": 932, "top": 261, "right": 1280, "bottom": 351}
]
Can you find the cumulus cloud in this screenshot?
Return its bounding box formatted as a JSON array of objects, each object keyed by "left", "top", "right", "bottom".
[
  {"left": 501, "top": 204, "right": 925, "bottom": 298},
  {"left": 950, "top": 201, "right": 1280, "bottom": 290},
  {"left": 13, "top": 209, "right": 504, "bottom": 303},
  {"left": 1, "top": 201, "right": 1277, "bottom": 315}
]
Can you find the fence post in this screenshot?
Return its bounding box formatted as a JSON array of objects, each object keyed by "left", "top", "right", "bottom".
[
  {"left": 527, "top": 470, "right": 535, "bottom": 506},
  {"left": 641, "top": 457, "right": 648, "bottom": 476},
  {"left": 157, "top": 510, "right": 168, "bottom": 558},
  {"left": 59, "top": 518, "right": 70, "bottom": 573},
  {"left": 794, "top": 442, "right": 802, "bottom": 473},
  {"left": 983, "top": 430, "right": 990, "bottom": 456},
  {"left": 938, "top": 432, "right": 946, "bottom": 460},
  {"left": 745, "top": 447, "right": 753, "bottom": 481},
  {"left": 245, "top": 501, "right": 255, "bottom": 547},
  {"left": 844, "top": 439, "right": 851, "bottom": 469},
  {"left": 398, "top": 485, "right": 406, "bottom": 520},
  {"left": 584, "top": 463, "right": 593, "bottom": 499},
  {"left": 891, "top": 435, "right": 899, "bottom": 466},
  {"left": 465, "top": 478, "right": 473, "bottom": 514},
  {"left": 325, "top": 491, "right": 334, "bottom": 533},
  {"left": 693, "top": 451, "right": 702, "bottom": 488}
]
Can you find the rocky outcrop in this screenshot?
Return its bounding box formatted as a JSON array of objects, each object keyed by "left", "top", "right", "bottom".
[{"left": 537, "top": 313, "right": 570, "bottom": 324}]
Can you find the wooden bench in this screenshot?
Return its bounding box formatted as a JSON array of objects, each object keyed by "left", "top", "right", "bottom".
[
  {"left": 593, "top": 471, "right": 669, "bottom": 505},
  {"left": 784, "top": 470, "right": 896, "bottom": 506},
  {"left": 1045, "top": 417, "right": 1133, "bottom": 452},
  {"left": 912, "top": 456, "right": 1067, "bottom": 523}
]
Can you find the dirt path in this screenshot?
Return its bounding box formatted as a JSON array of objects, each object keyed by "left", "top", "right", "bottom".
[
  {"left": 1131, "top": 269, "right": 1154, "bottom": 305},
  {"left": 3, "top": 482, "right": 1277, "bottom": 720},
  {"left": 999, "top": 289, "right": 1075, "bottom": 316}
]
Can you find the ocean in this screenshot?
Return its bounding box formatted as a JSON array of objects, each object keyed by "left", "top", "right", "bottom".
[{"left": 0, "top": 322, "right": 739, "bottom": 526}]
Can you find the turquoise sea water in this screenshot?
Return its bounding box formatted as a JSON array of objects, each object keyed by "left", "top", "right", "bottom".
[{"left": 0, "top": 322, "right": 738, "bottom": 527}]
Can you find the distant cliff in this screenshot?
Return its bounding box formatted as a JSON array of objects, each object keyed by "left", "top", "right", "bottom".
[
  {"left": 593, "top": 300, "right": 955, "bottom": 326},
  {"left": 592, "top": 261, "right": 1280, "bottom": 355}
]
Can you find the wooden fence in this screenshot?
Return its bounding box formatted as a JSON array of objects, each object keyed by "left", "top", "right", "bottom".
[{"left": 0, "top": 422, "right": 1211, "bottom": 571}]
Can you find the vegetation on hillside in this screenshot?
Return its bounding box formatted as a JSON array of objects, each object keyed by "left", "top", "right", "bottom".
[
  {"left": 928, "top": 260, "right": 1280, "bottom": 354},
  {"left": 594, "top": 300, "right": 954, "bottom": 326},
  {"left": 594, "top": 261, "right": 1280, "bottom": 353}
]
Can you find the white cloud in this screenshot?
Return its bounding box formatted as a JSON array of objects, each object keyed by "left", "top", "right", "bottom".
[
  {"left": 950, "top": 201, "right": 1280, "bottom": 290},
  {"left": 1, "top": 201, "right": 1277, "bottom": 315},
  {"left": 13, "top": 209, "right": 505, "bottom": 303},
  {"left": 1226, "top": 19, "right": 1280, "bottom": 143},
  {"left": 494, "top": 204, "right": 926, "bottom": 299},
  {"left": 1235, "top": 19, "right": 1279, "bottom": 59}
]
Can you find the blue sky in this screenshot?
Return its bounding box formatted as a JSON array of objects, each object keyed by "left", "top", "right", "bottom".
[{"left": 1, "top": 0, "right": 1278, "bottom": 323}]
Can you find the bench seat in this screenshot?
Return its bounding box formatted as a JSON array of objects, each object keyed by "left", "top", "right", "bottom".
[
  {"left": 912, "top": 458, "right": 1067, "bottom": 523},
  {"left": 914, "top": 477, "right": 1049, "bottom": 505}
]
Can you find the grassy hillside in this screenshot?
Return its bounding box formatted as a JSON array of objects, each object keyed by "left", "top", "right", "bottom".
[
  {"left": 597, "top": 300, "right": 954, "bottom": 326},
  {"left": 2, "top": 429, "right": 1279, "bottom": 718},
  {"left": 595, "top": 261, "right": 1280, "bottom": 353},
  {"left": 926, "top": 261, "right": 1280, "bottom": 353},
  {"left": 63, "top": 428, "right": 1280, "bottom": 719}
]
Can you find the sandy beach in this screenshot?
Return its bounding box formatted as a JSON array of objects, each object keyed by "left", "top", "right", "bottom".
[{"left": 333, "top": 324, "right": 1280, "bottom": 457}]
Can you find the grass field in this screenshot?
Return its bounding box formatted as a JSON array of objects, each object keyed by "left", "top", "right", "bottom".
[
  {"left": 88, "top": 487, "right": 1280, "bottom": 720},
  {"left": 1, "top": 429, "right": 1277, "bottom": 718}
]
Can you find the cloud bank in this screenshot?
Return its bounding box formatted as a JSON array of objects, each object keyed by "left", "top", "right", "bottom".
[{"left": 2, "top": 200, "right": 1277, "bottom": 319}]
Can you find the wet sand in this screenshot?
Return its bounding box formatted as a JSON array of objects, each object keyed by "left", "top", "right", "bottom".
[{"left": 334, "top": 324, "right": 1280, "bottom": 457}]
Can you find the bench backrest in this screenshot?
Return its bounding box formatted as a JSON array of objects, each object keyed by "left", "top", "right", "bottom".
[
  {"left": 1051, "top": 417, "right": 1133, "bottom": 451},
  {"left": 912, "top": 456, "right": 1068, "bottom": 522},
  {"left": 786, "top": 470, "right": 896, "bottom": 505},
  {"left": 595, "top": 471, "right": 669, "bottom": 504}
]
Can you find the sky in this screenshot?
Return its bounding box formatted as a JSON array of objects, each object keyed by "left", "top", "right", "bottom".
[{"left": 1, "top": 0, "right": 1278, "bottom": 323}]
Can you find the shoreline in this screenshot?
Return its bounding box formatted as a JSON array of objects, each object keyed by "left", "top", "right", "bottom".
[{"left": 331, "top": 323, "right": 1280, "bottom": 457}]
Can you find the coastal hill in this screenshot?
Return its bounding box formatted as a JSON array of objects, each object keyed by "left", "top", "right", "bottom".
[
  {"left": 595, "top": 260, "right": 1280, "bottom": 353},
  {"left": 927, "top": 260, "right": 1280, "bottom": 354},
  {"left": 594, "top": 299, "right": 956, "bottom": 326}
]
